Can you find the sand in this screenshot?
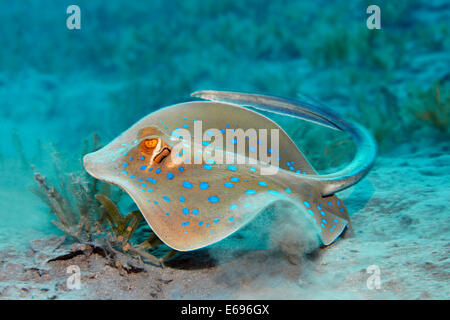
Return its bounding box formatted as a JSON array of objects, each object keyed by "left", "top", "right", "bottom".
[
  {"left": 0, "top": 0, "right": 449, "bottom": 300},
  {"left": 0, "top": 139, "right": 448, "bottom": 299}
]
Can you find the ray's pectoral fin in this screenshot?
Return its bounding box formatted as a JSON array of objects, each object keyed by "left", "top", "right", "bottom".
[
  {"left": 301, "top": 195, "right": 351, "bottom": 245},
  {"left": 316, "top": 208, "right": 348, "bottom": 245},
  {"left": 322, "top": 195, "right": 353, "bottom": 238}
]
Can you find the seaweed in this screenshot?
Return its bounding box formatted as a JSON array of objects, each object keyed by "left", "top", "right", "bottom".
[
  {"left": 29, "top": 134, "right": 179, "bottom": 269},
  {"left": 409, "top": 82, "right": 450, "bottom": 133},
  {"left": 12, "top": 129, "right": 30, "bottom": 170},
  {"left": 348, "top": 86, "right": 407, "bottom": 152}
]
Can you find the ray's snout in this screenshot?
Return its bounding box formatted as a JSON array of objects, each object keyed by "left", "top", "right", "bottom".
[
  {"left": 83, "top": 146, "right": 124, "bottom": 183},
  {"left": 83, "top": 150, "right": 110, "bottom": 180},
  {"left": 83, "top": 152, "right": 96, "bottom": 177}
]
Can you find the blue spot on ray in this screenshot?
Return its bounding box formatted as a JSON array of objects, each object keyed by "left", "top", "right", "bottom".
[
  {"left": 183, "top": 181, "right": 193, "bottom": 189},
  {"left": 199, "top": 182, "right": 210, "bottom": 190},
  {"left": 208, "top": 196, "right": 220, "bottom": 203}
]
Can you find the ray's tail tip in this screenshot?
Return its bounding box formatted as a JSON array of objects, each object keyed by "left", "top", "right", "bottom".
[
  {"left": 190, "top": 90, "right": 206, "bottom": 98},
  {"left": 191, "top": 90, "right": 221, "bottom": 101}
]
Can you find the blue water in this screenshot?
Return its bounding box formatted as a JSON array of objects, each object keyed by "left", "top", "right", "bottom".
[{"left": 0, "top": 0, "right": 448, "bottom": 299}]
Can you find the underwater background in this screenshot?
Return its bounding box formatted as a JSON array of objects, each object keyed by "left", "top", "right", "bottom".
[{"left": 0, "top": 0, "right": 449, "bottom": 299}]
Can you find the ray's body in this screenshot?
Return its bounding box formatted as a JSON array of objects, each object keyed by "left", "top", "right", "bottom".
[{"left": 84, "top": 91, "right": 376, "bottom": 251}]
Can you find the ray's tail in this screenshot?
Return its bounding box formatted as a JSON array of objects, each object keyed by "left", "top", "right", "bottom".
[{"left": 191, "top": 90, "right": 377, "bottom": 196}]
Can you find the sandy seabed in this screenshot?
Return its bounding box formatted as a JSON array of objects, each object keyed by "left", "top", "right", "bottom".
[
  {"left": 0, "top": 0, "right": 449, "bottom": 300},
  {"left": 0, "top": 140, "right": 448, "bottom": 300}
]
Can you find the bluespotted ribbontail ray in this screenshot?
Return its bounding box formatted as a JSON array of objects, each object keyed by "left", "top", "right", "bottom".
[{"left": 83, "top": 91, "right": 376, "bottom": 251}]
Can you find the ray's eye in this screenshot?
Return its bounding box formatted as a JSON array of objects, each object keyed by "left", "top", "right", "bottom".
[
  {"left": 140, "top": 137, "right": 171, "bottom": 163},
  {"left": 141, "top": 138, "right": 159, "bottom": 152}
]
